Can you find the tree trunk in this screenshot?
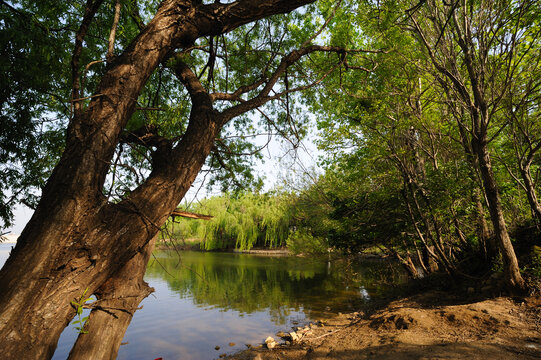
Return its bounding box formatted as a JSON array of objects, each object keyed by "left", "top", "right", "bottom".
[
  {"left": 0, "top": 1, "right": 316, "bottom": 358},
  {"left": 0, "top": 114, "right": 217, "bottom": 359},
  {"left": 473, "top": 139, "right": 526, "bottom": 291},
  {"left": 381, "top": 246, "right": 419, "bottom": 278},
  {"left": 520, "top": 164, "right": 541, "bottom": 227},
  {"left": 67, "top": 237, "right": 156, "bottom": 360},
  {"left": 474, "top": 189, "right": 495, "bottom": 259}
]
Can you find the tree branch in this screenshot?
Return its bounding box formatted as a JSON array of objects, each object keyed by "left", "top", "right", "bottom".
[{"left": 107, "top": 0, "right": 122, "bottom": 63}]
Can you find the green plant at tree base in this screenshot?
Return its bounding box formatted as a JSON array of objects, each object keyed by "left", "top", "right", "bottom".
[{"left": 70, "top": 288, "right": 93, "bottom": 334}]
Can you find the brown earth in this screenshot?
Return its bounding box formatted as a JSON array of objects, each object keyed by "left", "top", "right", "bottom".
[{"left": 228, "top": 292, "right": 541, "bottom": 360}]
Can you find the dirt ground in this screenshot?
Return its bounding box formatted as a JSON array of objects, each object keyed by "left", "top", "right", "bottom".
[{"left": 228, "top": 292, "right": 541, "bottom": 360}]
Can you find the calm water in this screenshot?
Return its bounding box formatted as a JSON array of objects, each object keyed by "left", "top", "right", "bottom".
[{"left": 0, "top": 244, "right": 404, "bottom": 359}]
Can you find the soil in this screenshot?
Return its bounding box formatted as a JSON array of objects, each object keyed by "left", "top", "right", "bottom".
[{"left": 228, "top": 292, "right": 541, "bottom": 360}]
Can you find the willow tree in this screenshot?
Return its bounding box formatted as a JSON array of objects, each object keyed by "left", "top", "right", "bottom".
[{"left": 0, "top": 0, "right": 371, "bottom": 358}]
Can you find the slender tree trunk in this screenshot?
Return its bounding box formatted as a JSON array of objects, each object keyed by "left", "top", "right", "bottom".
[
  {"left": 473, "top": 138, "right": 526, "bottom": 291},
  {"left": 456, "top": 116, "right": 495, "bottom": 258},
  {"left": 381, "top": 246, "right": 419, "bottom": 278},
  {"left": 520, "top": 164, "right": 541, "bottom": 227}
]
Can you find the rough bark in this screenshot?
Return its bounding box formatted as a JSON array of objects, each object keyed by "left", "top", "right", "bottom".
[
  {"left": 0, "top": 1, "right": 315, "bottom": 358},
  {"left": 67, "top": 237, "right": 156, "bottom": 360},
  {"left": 473, "top": 138, "right": 526, "bottom": 291}
]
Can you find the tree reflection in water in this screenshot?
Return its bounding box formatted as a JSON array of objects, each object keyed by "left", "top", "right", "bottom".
[{"left": 145, "top": 251, "right": 405, "bottom": 324}]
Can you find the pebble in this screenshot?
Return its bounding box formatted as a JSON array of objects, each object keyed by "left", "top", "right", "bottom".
[
  {"left": 214, "top": 346, "right": 220, "bottom": 350},
  {"left": 265, "top": 336, "right": 277, "bottom": 349}
]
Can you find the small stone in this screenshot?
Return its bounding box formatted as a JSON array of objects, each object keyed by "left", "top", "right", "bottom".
[
  {"left": 265, "top": 336, "right": 275, "bottom": 344},
  {"left": 219, "top": 354, "right": 226, "bottom": 358},
  {"left": 276, "top": 331, "right": 287, "bottom": 338},
  {"left": 228, "top": 342, "right": 235, "bottom": 347},
  {"left": 265, "top": 336, "right": 277, "bottom": 349},
  {"left": 245, "top": 344, "right": 252, "bottom": 349},
  {"left": 289, "top": 332, "right": 299, "bottom": 341},
  {"left": 215, "top": 346, "right": 220, "bottom": 350}
]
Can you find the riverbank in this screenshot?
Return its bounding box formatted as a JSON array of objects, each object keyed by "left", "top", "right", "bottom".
[
  {"left": 228, "top": 291, "right": 541, "bottom": 360},
  {"left": 155, "top": 240, "right": 291, "bottom": 255}
]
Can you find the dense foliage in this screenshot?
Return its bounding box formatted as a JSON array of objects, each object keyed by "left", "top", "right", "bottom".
[
  {"left": 162, "top": 0, "right": 541, "bottom": 286},
  {"left": 302, "top": 0, "right": 541, "bottom": 283}
]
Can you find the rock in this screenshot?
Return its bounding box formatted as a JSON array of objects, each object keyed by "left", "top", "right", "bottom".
[
  {"left": 265, "top": 336, "right": 277, "bottom": 349},
  {"left": 276, "top": 331, "right": 288, "bottom": 338},
  {"left": 245, "top": 344, "right": 252, "bottom": 349},
  {"left": 253, "top": 355, "right": 263, "bottom": 360},
  {"left": 289, "top": 332, "right": 299, "bottom": 341},
  {"left": 228, "top": 342, "right": 235, "bottom": 347},
  {"left": 265, "top": 336, "right": 275, "bottom": 344},
  {"left": 214, "top": 346, "right": 220, "bottom": 350}
]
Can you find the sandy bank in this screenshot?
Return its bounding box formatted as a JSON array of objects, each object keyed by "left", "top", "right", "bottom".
[{"left": 229, "top": 291, "right": 541, "bottom": 360}]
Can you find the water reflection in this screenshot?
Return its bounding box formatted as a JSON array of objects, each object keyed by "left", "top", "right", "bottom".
[
  {"left": 0, "top": 245, "right": 405, "bottom": 360},
  {"left": 145, "top": 251, "right": 402, "bottom": 323}
]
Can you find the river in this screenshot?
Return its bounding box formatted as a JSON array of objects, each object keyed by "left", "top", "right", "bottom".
[{"left": 0, "top": 244, "right": 404, "bottom": 359}]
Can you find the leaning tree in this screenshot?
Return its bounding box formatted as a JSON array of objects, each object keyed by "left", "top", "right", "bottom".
[{"left": 0, "top": 0, "right": 377, "bottom": 358}]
